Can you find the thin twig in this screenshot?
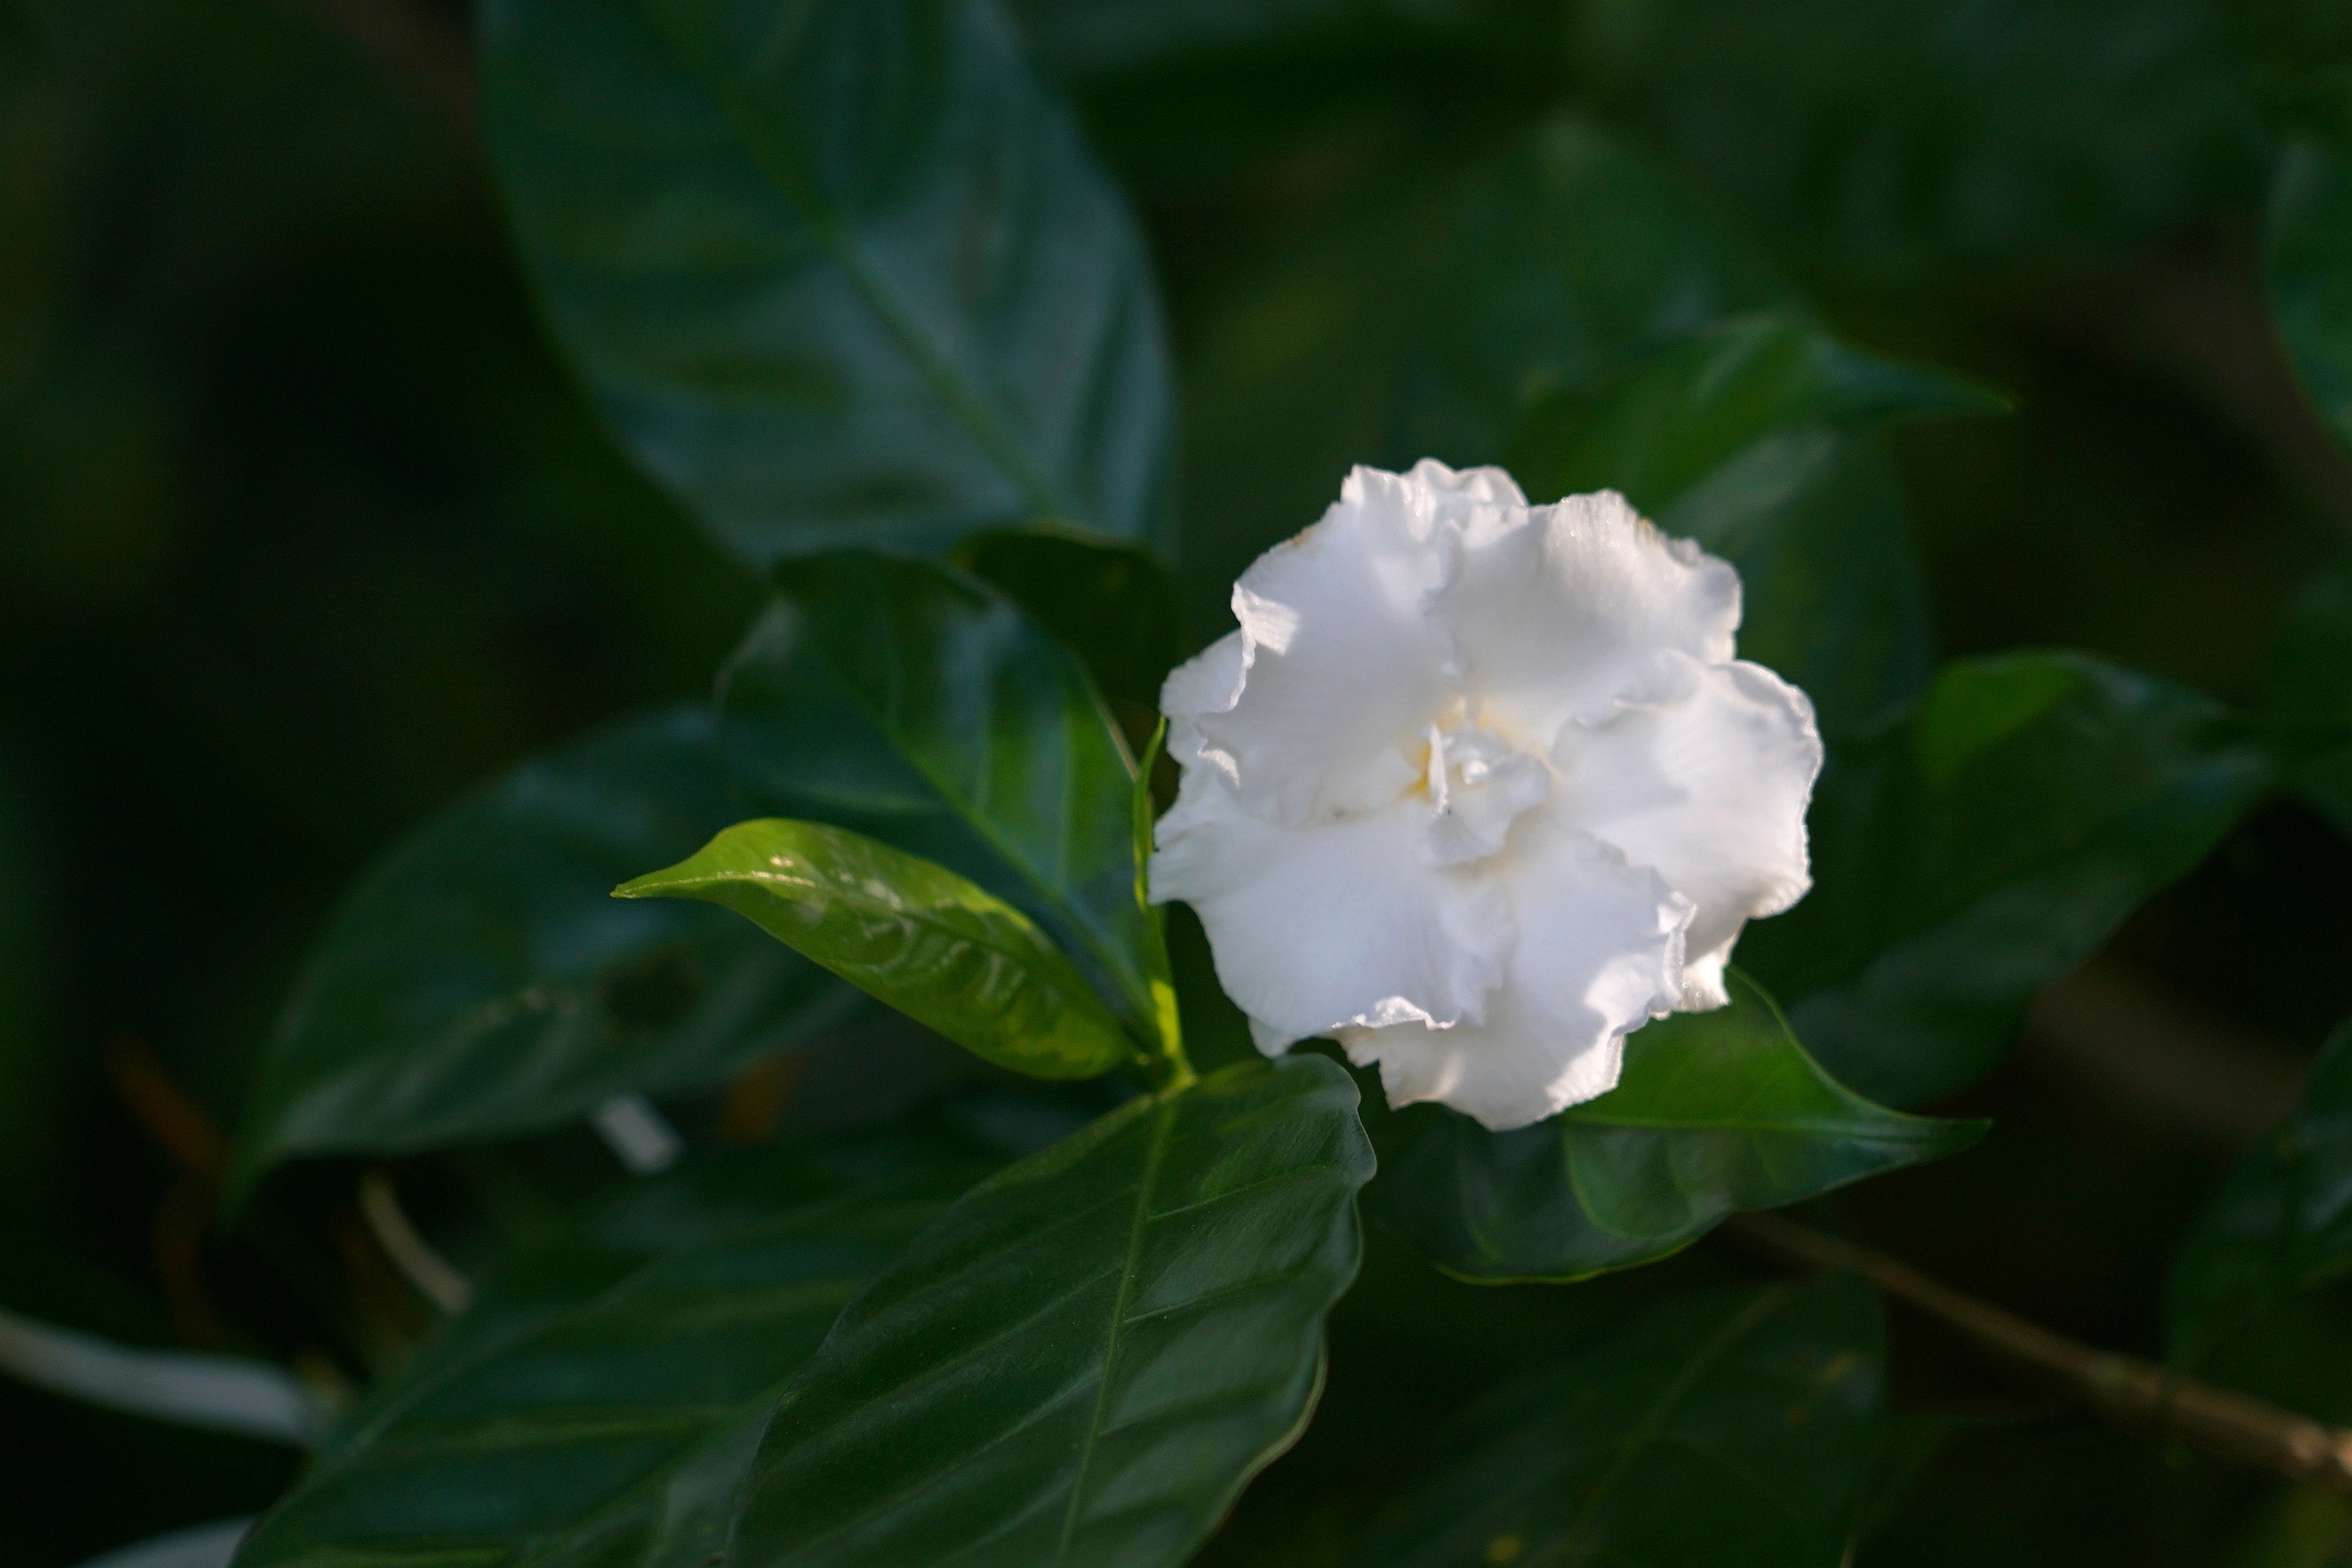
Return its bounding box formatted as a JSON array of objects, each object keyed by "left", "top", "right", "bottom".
[
  {"left": 1727, "top": 1211, "right": 2352, "bottom": 1493},
  {"left": 357, "top": 1170, "right": 475, "bottom": 1315}
]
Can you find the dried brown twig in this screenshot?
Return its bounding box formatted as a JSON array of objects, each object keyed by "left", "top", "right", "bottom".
[{"left": 1728, "top": 1211, "right": 2352, "bottom": 1493}]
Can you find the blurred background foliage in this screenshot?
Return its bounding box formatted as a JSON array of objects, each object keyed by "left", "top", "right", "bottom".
[{"left": 7, "top": 0, "right": 2352, "bottom": 1560}]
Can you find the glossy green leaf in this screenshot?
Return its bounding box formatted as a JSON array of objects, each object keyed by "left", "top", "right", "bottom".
[
  {"left": 1398, "top": 116, "right": 1798, "bottom": 467},
  {"left": 1346, "top": 1275, "right": 1885, "bottom": 1567},
  {"left": 1508, "top": 314, "right": 2002, "bottom": 732},
  {"left": 1367, "top": 975, "right": 1979, "bottom": 1283},
  {"left": 1740, "top": 653, "right": 2280, "bottom": 1108},
  {"left": 234, "top": 1124, "right": 1010, "bottom": 1566},
  {"left": 618, "top": 818, "right": 1138, "bottom": 1080},
  {"left": 2266, "top": 94, "right": 2352, "bottom": 458},
  {"left": 230, "top": 709, "right": 856, "bottom": 1200},
  {"left": 479, "top": 0, "right": 1176, "bottom": 566},
  {"left": 718, "top": 551, "right": 1154, "bottom": 1037},
  {"left": 731, "top": 1055, "right": 1373, "bottom": 1567},
  {"left": 954, "top": 525, "right": 1183, "bottom": 712},
  {"left": 2168, "top": 1016, "right": 2352, "bottom": 1362}
]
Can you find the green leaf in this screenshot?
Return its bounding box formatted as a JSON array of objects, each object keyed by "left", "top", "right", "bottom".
[
  {"left": 2267, "top": 555, "right": 2352, "bottom": 727},
  {"left": 2265, "top": 93, "right": 2352, "bottom": 458},
  {"left": 1009, "top": 0, "right": 1369, "bottom": 78},
  {"left": 954, "top": 524, "right": 1183, "bottom": 712},
  {"left": 1345, "top": 1275, "right": 1885, "bottom": 1567},
  {"left": 1597, "top": 0, "right": 2263, "bottom": 275},
  {"left": 1506, "top": 313, "right": 2004, "bottom": 732},
  {"left": 730, "top": 1054, "right": 1373, "bottom": 1567},
  {"left": 1507, "top": 314, "right": 2004, "bottom": 511},
  {"left": 230, "top": 709, "right": 855, "bottom": 1200},
  {"left": 618, "top": 818, "right": 1138, "bottom": 1080},
  {"left": 1398, "top": 116, "right": 1798, "bottom": 467},
  {"left": 2168, "top": 1015, "right": 2352, "bottom": 1363},
  {"left": 1132, "top": 718, "right": 1181, "bottom": 1063},
  {"left": 718, "top": 551, "right": 1155, "bottom": 1037},
  {"left": 233, "top": 1124, "right": 1010, "bottom": 1566},
  {"left": 1740, "top": 653, "right": 2281, "bottom": 1107},
  {"left": 2263, "top": 553, "right": 2352, "bottom": 840},
  {"left": 479, "top": 0, "right": 1176, "bottom": 566},
  {"left": 1367, "top": 974, "right": 1979, "bottom": 1283}
]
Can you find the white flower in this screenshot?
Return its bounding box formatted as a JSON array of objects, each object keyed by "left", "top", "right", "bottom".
[{"left": 1149, "top": 460, "right": 1822, "bottom": 1131}]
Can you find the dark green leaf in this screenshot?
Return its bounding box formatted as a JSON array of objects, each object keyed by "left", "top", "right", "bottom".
[
  {"left": 1398, "top": 116, "right": 1797, "bottom": 466},
  {"left": 1507, "top": 314, "right": 2004, "bottom": 511},
  {"left": 230, "top": 709, "right": 855, "bottom": 1200},
  {"left": 1345, "top": 1275, "right": 1885, "bottom": 1567},
  {"left": 618, "top": 818, "right": 1138, "bottom": 1080},
  {"left": 234, "top": 1124, "right": 1010, "bottom": 1566},
  {"left": 2263, "top": 554, "right": 2352, "bottom": 840},
  {"left": 1598, "top": 0, "right": 2263, "bottom": 275},
  {"left": 2168, "top": 1015, "right": 2352, "bottom": 1362},
  {"left": 1010, "top": 0, "right": 1375, "bottom": 79},
  {"left": 2267, "top": 555, "right": 2352, "bottom": 726},
  {"left": 2268, "top": 98, "right": 2352, "bottom": 458},
  {"left": 954, "top": 524, "right": 1183, "bottom": 712},
  {"left": 1740, "top": 653, "right": 2280, "bottom": 1107},
  {"left": 718, "top": 551, "right": 1155, "bottom": 1037},
  {"left": 1367, "top": 975, "right": 1979, "bottom": 1283},
  {"left": 731, "top": 1055, "right": 1374, "bottom": 1567},
  {"left": 1507, "top": 313, "right": 2003, "bottom": 731},
  {"left": 479, "top": 0, "right": 1176, "bottom": 566}
]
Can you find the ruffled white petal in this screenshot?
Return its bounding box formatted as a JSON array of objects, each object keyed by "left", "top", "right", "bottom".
[
  {"left": 1165, "top": 465, "right": 1473, "bottom": 825},
  {"left": 1437, "top": 488, "right": 1741, "bottom": 749},
  {"left": 1554, "top": 653, "right": 1820, "bottom": 1010},
  {"left": 1338, "top": 823, "right": 1690, "bottom": 1131},
  {"left": 1150, "top": 766, "right": 1513, "bottom": 1041}
]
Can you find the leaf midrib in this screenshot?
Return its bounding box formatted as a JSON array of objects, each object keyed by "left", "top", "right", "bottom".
[
  {"left": 633, "top": 0, "right": 1076, "bottom": 526},
  {"left": 801, "top": 611, "right": 1154, "bottom": 1033},
  {"left": 1056, "top": 1092, "right": 1179, "bottom": 1563},
  {"left": 1544, "top": 1288, "right": 1794, "bottom": 1565}
]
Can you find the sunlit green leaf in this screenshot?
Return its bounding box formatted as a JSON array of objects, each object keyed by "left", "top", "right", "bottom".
[
  {"left": 1345, "top": 1275, "right": 1885, "bottom": 1567},
  {"left": 479, "top": 0, "right": 1176, "bottom": 566},
  {"left": 618, "top": 818, "right": 1138, "bottom": 1080},
  {"left": 2168, "top": 1015, "right": 2352, "bottom": 1363},
  {"left": 1741, "top": 653, "right": 2280, "bottom": 1107},
  {"left": 1508, "top": 313, "right": 2004, "bottom": 731},
  {"left": 1367, "top": 975, "right": 1978, "bottom": 1283},
  {"left": 229, "top": 709, "right": 855, "bottom": 1200},
  {"left": 234, "top": 1123, "right": 1010, "bottom": 1566},
  {"left": 731, "top": 1055, "right": 1373, "bottom": 1568},
  {"left": 718, "top": 552, "right": 1155, "bottom": 1039}
]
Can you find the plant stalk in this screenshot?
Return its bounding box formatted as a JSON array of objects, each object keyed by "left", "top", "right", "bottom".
[{"left": 1727, "top": 1211, "right": 2352, "bottom": 1494}]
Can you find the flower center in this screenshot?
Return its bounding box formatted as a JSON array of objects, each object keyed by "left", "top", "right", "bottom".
[{"left": 1414, "top": 717, "right": 1551, "bottom": 868}]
